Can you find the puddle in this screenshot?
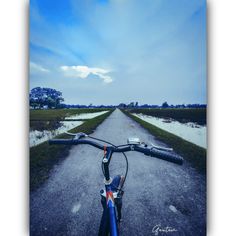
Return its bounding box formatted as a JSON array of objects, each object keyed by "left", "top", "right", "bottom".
[
  {"left": 169, "top": 205, "right": 178, "bottom": 213},
  {"left": 71, "top": 202, "right": 81, "bottom": 214}
]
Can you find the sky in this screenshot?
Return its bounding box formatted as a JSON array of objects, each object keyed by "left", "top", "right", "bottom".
[{"left": 29, "top": 0, "right": 207, "bottom": 105}]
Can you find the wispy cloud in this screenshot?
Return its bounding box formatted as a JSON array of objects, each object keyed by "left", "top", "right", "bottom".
[
  {"left": 30, "top": 62, "right": 49, "bottom": 73},
  {"left": 60, "top": 65, "right": 112, "bottom": 83}
]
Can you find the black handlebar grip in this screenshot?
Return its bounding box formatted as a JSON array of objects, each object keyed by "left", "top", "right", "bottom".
[
  {"left": 48, "top": 139, "right": 77, "bottom": 145},
  {"left": 149, "top": 149, "right": 183, "bottom": 165}
]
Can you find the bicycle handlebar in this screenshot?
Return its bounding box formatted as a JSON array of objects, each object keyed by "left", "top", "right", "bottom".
[
  {"left": 133, "top": 145, "right": 183, "bottom": 165},
  {"left": 49, "top": 138, "right": 183, "bottom": 165},
  {"left": 49, "top": 138, "right": 105, "bottom": 150}
]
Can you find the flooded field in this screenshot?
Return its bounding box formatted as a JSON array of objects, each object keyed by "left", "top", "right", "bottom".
[
  {"left": 129, "top": 108, "right": 206, "bottom": 125},
  {"left": 133, "top": 113, "right": 206, "bottom": 148},
  {"left": 30, "top": 108, "right": 109, "bottom": 120},
  {"left": 30, "top": 121, "right": 83, "bottom": 147},
  {"left": 65, "top": 110, "right": 108, "bottom": 120},
  {"left": 30, "top": 111, "right": 109, "bottom": 147}
]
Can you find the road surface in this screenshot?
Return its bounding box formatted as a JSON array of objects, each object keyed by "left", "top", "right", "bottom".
[{"left": 30, "top": 109, "right": 206, "bottom": 236}]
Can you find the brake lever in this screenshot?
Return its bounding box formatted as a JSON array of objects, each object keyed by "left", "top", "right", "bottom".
[
  {"left": 150, "top": 143, "right": 173, "bottom": 152},
  {"left": 65, "top": 132, "right": 88, "bottom": 140}
]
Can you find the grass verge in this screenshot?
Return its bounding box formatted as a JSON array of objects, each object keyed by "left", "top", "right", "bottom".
[
  {"left": 30, "top": 110, "right": 113, "bottom": 192},
  {"left": 122, "top": 110, "right": 206, "bottom": 175}
]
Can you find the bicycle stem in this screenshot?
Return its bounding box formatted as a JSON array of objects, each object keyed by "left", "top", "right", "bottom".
[{"left": 103, "top": 148, "right": 112, "bottom": 182}]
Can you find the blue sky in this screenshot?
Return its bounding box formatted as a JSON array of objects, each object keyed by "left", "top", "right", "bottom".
[{"left": 30, "top": 0, "right": 206, "bottom": 105}]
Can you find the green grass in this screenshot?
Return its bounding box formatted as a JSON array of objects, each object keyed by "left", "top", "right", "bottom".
[
  {"left": 128, "top": 108, "right": 206, "bottom": 125},
  {"left": 122, "top": 110, "right": 206, "bottom": 175},
  {"left": 30, "top": 108, "right": 110, "bottom": 121},
  {"left": 30, "top": 110, "right": 113, "bottom": 192}
]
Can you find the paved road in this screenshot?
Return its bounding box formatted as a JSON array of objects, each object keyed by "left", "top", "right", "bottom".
[{"left": 30, "top": 109, "right": 206, "bottom": 236}]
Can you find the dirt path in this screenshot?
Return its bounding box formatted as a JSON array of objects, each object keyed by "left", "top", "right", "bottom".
[{"left": 30, "top": 109, "right": 206, "bottom": 236}]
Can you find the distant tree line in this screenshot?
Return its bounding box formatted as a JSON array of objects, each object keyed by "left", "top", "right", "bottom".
[
  {"left": 56, "top": 101, "right": 206, "bottom": 109},
  {"left": 117, "top": 101, "right": 206, "bottom": 109},
  {"left": 29, "top": 87, "right": 206, "bottom": 109}
]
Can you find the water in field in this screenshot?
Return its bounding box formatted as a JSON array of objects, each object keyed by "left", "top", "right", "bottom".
[
  {"left": 65, "top": 110, "right": 108, "bottom": 120},
  {"left": 133, "top": 113, "right": 206, "bottom": 148},
  {"left": 30, "top": 111, "right": 108, "bottom": 147},
  {"left": 29, "top": 121, "right": 83, "bottom": 147}
]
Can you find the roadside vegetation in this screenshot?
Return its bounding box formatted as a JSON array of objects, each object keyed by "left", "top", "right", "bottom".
[
  {"left": 122, "top": 110, "right": 206, "bottom": 175},
  {"left": 30, "top": 110, "right": 113, "bottom": 192},
  {"left": 127, "top": 108, "right": 206, "bottom": 125},
  {"left": 30, "top": 108, "right": 109, "bottom": 121},
  {"left": 30, "top": 108, "right": 109, "bottom": 131}
]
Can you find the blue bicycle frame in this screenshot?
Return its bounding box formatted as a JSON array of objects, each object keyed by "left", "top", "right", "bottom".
[{"left": 101, "top": 148, "right": 119, "bottom": 236}]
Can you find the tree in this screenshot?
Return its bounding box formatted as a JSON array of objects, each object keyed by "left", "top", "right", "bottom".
[
  {"left": 30, "top": 87, "right": 64, "bottom": 109},
  {"left": 128, "top": 102, "right": 134, "bottom": 107},
  {"left": 118, "top": 103, "right": 127, "bottom": 108},
  {"left": 162, "top": 101, "right": 169, "bottom": 108}
]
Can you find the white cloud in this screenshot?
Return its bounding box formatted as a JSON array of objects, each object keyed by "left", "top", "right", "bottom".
[
  {"left": 30, "top": 62, "right": 49, "bottom": 73},
  {"left": 61, "top": 65, "right": 113, "bottom": 83}
]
